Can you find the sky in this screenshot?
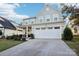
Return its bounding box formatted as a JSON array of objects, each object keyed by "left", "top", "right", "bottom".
[
  {"left": 15, "top": 3, "right": 59, "bottom": 16},
  {"left": 0, "top": 3, "right": 60, "bottom": 24}
]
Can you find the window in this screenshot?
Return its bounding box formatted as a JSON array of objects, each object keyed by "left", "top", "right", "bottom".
[
  {"left": 40, "top": 19, "right": 42, "bottom": 22},
  {"left": 54, "top": 26, "right": 60, "bottom": 29},
  {"left": 45, "top": 15, "right": 51, "bottom": 21},
  {"left": 41, "top": 27, "right": 46, "bottom": 30},
  {"left": 38, "top": 16, "right": 44, "bottom": 22},
  {"left": 48, "top": 27, "right": 53, "bottom": 29},
  {"left": 36, "top": 28, "right": 40, "bottom": 30},
  {"left": 54, "top": 17, "right": 57, "bottom": 20},
  {"left": 25, "top": 21, "right": 28, "bottom": 24},
  {"left": 31, "top": 21, "right": 34, "bottom": 24},
  {"left": 47, "top": 19, "right": 50, "bottom": 21},
  {"left": 26, "top": 22, "right": 27, "bottom": 24}
]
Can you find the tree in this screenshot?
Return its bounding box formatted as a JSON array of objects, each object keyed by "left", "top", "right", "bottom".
[
  {"left": 61, "top": 3, "right": 79, "bottom": 26},
  {"left": 0, "top": 30, "right": 2, "bottom": 35}
]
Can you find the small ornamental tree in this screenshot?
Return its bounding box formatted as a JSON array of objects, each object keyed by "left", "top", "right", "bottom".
[
  {"left": 0, "top": 30, "right": 2, "bottom": 35},
  {"left": 62, "top": 26, "right": 73, "bottom": 41}
]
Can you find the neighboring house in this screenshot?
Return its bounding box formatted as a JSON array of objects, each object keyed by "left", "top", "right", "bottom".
[
  {"left": 0, "top": 16, "right": 24, "bottom": 37},
  {"left": 68, "top": 19, "right": 79, "bottom": 35},
  {"left": 22, "top": 4, "right": 65, "bottom": 39},
  {"left": 3, "top": 26, "right": 24, "bottom": 37}
]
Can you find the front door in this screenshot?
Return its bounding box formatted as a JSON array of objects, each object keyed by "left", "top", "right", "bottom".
[{"left": 28, "top": 26, "right": 32, "bottom": 37}]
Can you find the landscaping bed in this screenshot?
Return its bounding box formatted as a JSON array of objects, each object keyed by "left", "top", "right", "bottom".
[
  {"left": 0, "top": 39, "right": 24, "bottom": 52},
  {"left": 64, "top": 36, "right": 79, "bottom": 56}
]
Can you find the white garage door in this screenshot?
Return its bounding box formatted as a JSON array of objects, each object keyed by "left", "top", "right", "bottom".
[{"left": 33, "top": 26, "right": 62, "bottom": 39}]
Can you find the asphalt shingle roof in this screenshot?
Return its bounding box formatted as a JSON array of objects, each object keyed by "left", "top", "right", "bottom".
[{"left": 0, "top": 16, "right": 16, "bottom": 30}]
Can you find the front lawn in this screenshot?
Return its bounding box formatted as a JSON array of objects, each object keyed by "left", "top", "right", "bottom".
[
  {"left": 64, "top": 36, "right": 79, "bottom": 56},
  {"left": 0, "top": 39, "right": 24, "bottom": 52}
]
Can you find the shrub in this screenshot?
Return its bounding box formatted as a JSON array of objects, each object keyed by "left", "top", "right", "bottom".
[
  {"left": 62, "top": 26, "right": 73, "bottom": 41},
  {"left": 28, "top": 34, "right": 34, "bottom": 39},
  {"left": 29, "top": 34, "right": 34, "bottom": 39},
  {"left": 6, "top": 36, "right": 13, "bottom": 40},
  {"left": 6, "top": 35, "right": 22, "bottom": 41},
  {"left": 21, "top": 35, "right": 26, "bottom": 41},
  {"left": 13, "top": 35, "right": 22, "bottom": 41},
  {"left": 0, "top": 30, "right": 2, "bottom": 35}
]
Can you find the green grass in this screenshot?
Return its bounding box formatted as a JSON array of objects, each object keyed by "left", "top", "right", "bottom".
[
  {"left": 0, "top": 39, "right": 24, "bottom": 52},
  {"left": 64, "top": 36, "right": 79, "bottom": 56}
]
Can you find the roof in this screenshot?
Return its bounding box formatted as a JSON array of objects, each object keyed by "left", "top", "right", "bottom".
[
  {"left": 23, "top": 17, "right": 36, "bottom": 20},
  {"left": 0, "top": 16, "right": 16, "bottom": 30},
  {"left": 37, "top": 4, "right": 61, "bottom": 17}
]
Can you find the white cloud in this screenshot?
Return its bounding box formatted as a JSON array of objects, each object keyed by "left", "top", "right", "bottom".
[
  {"left": 74, "top": 4, "right": 79, "bottom": 8},
  {"left": 64, "top": 3, "right": 79, "bottom": 8},
  {"left": 13, "top": 3, "right": 20, "bottom": 7},
  {"left": 0, "top": 3, "right": 29, "bottom": 23}
]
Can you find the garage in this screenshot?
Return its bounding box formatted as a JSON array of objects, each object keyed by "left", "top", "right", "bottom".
[
  {"left": 23, "top": 4, "right": 64, "bottom": 39},
  {"left": 32, "top": 25, "right": 62, "bottom": 39}
]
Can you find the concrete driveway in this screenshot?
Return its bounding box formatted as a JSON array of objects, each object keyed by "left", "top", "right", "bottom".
[{"left": 0, "top": 39, "right": 76, "bottom": 56}]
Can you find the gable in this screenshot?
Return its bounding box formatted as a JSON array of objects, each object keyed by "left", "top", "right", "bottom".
[{"left": 36, "top": 4, "right": 61, "bottom": 17}]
